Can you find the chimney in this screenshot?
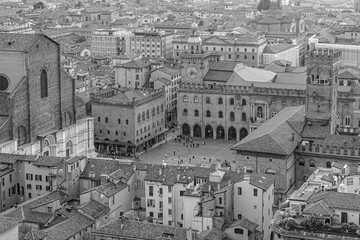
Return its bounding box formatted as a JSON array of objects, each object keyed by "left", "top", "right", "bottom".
[
  {"left": 177, "top": 174, "right": 180, "bottom": 180},
  {"left": 159, "top": 168, "right": 162, "bottom": 176},
  {"left": 228, "top": 181, "right": 231, "bottom": 187},
  {"left": 217, "top": 183, "right": 221, "bottom": 190},
  {"left": 100, "top": 174, "right": 108, "bottom": 185},
  {"left": 291, "top": 133, "right": 295, "bottom": 142},
  {"left": 244, "top": 174, "right": 250, "bottom": 181}
]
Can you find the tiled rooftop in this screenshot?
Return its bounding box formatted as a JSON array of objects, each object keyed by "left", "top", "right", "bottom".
[
  {"left": 93, "top": 219, "right": 188, "bottom": 240},
  {"left": 0, "top": 33, "right": 51, "bottom": 52},
  {"left": 232, "top": 106, "right": 305, "bottom": 155},
  {"left": 81, "top": 158, "right": 134, "bottom": 181},
  {"left": 78, "top": 200, "right": 109, "bottom": 219},
  {"left": 309, "top": 191, "right": 360, "bottom": 211},
  {"left": 144, "top": 164, "right": 215, "bottom": 185}
]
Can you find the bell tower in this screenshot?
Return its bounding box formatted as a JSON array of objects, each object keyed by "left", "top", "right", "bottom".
[
  {"left": 180, "top": 22, "right": 215, "bottom": 83},
  {"left": 305, "top": 49, "right": 342, "bottom": 134}
]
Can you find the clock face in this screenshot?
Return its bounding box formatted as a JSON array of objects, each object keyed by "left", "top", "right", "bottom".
[{"left": 186, "top": 66, "right": 199, "bottom": 79}]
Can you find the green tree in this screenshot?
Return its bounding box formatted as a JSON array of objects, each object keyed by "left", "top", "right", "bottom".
[
  {"left": 33, "top": 1, "right": 45, "bottom": 9},
  {"left": 77, "top": 35, "right": 87, "bottom": 43},
  {"left": 257, "top": 0, "right": 270, "bottom": 11}
]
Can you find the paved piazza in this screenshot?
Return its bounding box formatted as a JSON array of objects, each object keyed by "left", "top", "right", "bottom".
[{"left": 138, "top": 132, "right": 237, "bottom": 166}]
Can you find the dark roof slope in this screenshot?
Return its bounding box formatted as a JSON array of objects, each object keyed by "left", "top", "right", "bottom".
[
  {"left": 232, "top": 106, "right": 305, "bottom": 155},
  {"left": 93, "top": 219, "right": 188, "bottom": 240},
  {"left": 309, "top": 192, "right": 360, "bottom": 211},
  {"left": 0, "top": 33, "right": 56, "bottom": 52}
]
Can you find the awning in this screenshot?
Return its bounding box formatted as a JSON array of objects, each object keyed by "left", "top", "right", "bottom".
[{"left": 95, "top": 139, "right": 136, "bottom": 147}]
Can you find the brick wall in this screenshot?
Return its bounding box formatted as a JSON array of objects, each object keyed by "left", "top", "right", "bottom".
[{"left": 27, "top": 37, "right": 61, "bottom": 141}]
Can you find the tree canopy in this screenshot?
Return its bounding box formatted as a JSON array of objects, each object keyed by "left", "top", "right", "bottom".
[
  {"left": 257, "top": 0, "right": 270, "bottom": 11},
  {"left": 33, "top": 1, "right": 45, "bottom": 10}
]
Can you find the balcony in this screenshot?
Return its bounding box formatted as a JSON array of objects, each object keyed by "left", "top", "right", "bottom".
[{"left": 249, "top": 117, "right": 267, "bottom": 131}]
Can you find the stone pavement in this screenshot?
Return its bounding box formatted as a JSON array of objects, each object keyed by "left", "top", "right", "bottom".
[{"left": 138, "top": 136, "right": 237, "bottom": 166}]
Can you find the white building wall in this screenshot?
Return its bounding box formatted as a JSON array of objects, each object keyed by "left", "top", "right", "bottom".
[
  {"left": 234, "top": 180, "right": 263, "bottom": 232},
  {"left": 183, "top": 195, "right": 200, "bottom": 229}
]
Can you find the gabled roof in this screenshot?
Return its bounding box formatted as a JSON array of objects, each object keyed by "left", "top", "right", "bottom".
[
  {"left": 203, "top": 35, "right": 231, "bottom": 45},
  {"left": 144, "top": 164, "right": 214, "bottom": 185},
  {"left": 231, "top": 106, "right": 305, "bottom": 155},
  {"left": 338, "top": 67, "right": 360, "bottom": 80},
  {"left": 228, "top": 218, "right": 258, "bottom": 231},
  {"left": 78, "top": 200, "right": 110, "bottom": 219},
  {"left": 309, "top": 191, "right": 360, "bottom": 211},
  {"left": 263, "top": 43, "right": 296, "bottom": 54},
  {"left": 302, "top": 200, "right": 334, "bottom": 216},
  {"left": 198, "top": 228, "right": 227, "bottom": 240},
  {"left": 93, "top": 219, "right": 188, "bottom": 240},
  {"left": 226, "top": 65, "right": 277, "bottom": 85},
  {"left": 80, "top": 158, "right": 135, "bottom": 181},
  {"left": 92, "top": 181, "right": 127, "bottom": 198},
  {"left": 0, "top": 33, "right": 57, "bottom": 52},
  {"left": 23, "top": 229, "right": 48, "bottom": 240},
  {"left": 0, "top": 216, "right": 22, "bottom": 234},
  {"left": 118, "top": 59, "right": 150, "bottom": 68}
]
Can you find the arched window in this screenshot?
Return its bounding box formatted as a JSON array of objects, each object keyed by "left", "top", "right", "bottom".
[
  {"left": 152, "top": 107, "right": 155, "bottom": 116},
  {"left": 161, "top": 104, "right": 164, "bottom": 112},
  {"left": 310, "top": 160, "right": 315, "bottom": 167},
  {"left": 206, "top": 97, "right": 211, "bottom": 104},
  {"left": 40, "top": 69, "right": 48, "bottom": 98},
  {"left": 218, "top": 111, "right": 223, "bottom": 118},
  {"left": 326, "top": 161, "right": 332, "bottom": 168},
  {"left": 229, "top": 98, "right": 234, "bottom": 105},
  {"left": 194, "top": 96, "right": 199, "bottom": 103},
  {"left": 265, "top": 168, "right": 277, "bottom": 175},
  {"left": 18, "top": 126, "right": 27, "bottom": 146},
  {"left": 206, "top": 110, "right": 211, "bottom": 117},
  {"left": 183, "top": 95, "right": 188, "bottom": 102},
  {"left": 218, "top": 98, "right": 223, "bottom": 105},
  {"left": 157, "top": 106, "right": 160, "bottom": 114},
  {"left": 242, "top": 99, "right": 246, "bottom": 106},
  {"left": 299, "top": 158, "right": 305, "bottom": 166},
  {"left": 66, "top": 141, "right": 73, "bottom": 157},
  {"left": 183, "top": 109, "right": 188, "bottom": 116},
  {"left": 146, "top": 110, "right": 150, "bottom": 119},
  {"left": 142, "top": 112, "right": 145, "bottom": 121},
  {"left": 230, "top": 111, "right": 235, "bottom": 121},
  {"left": 257, "top": 106, "right": 263, "bottom": 118},
  {"left": 194, "top": 109, "right": 199, "bottom": 117},
  {"left": 0, "top": 74, "right": 9, "bottom": 91},
  {"left": 137, "top": 114, "right": 141, "bottom": 123},
  {"left": 242, "top": 112, "right": 246, "bottom": 121},
  {"left": 345, "top": 115, "right": 351, "bottom": 127}
]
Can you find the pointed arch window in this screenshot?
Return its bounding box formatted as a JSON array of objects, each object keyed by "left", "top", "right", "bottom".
[{"left": 40, "top": 69, "right": 48, "bottom": 98}]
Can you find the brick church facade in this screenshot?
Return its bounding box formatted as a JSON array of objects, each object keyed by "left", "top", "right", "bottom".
[{"left": 0, "top": 33, "right": 95, "bottom": 157}]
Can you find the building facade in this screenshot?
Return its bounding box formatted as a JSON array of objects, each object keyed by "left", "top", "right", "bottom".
[
  {"left": 91, "top": 29, "right": 133, "bottom": 57},
  {"left": 0, "top": 33, "right": 95, "bottom": 158},
  {"left": 172, "top": 33, "right": 267, "bottom": 68},
  {"left": 91, "top": 88, "right": 166, "bottom": 154},
  {"left": 115, "top": 59, "right": 151, "bottom": 89},
  {"left": 129, "top": 30, "right": 174, "bottom": 58},
  {"left": 151, "top": 67, "right": 181, "bottom": 126}
]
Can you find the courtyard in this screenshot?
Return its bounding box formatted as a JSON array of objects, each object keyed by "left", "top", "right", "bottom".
[{"left": 138, "top": 132, "right": 238, "bottom": 167}]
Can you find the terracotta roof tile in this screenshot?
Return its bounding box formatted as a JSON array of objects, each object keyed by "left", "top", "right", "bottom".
[
  {"left": 93, "top": 219, "right": 188, "bottom": 239},
  {"left": 232, "top": 106, "right": 305, "bottom": 155}
]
